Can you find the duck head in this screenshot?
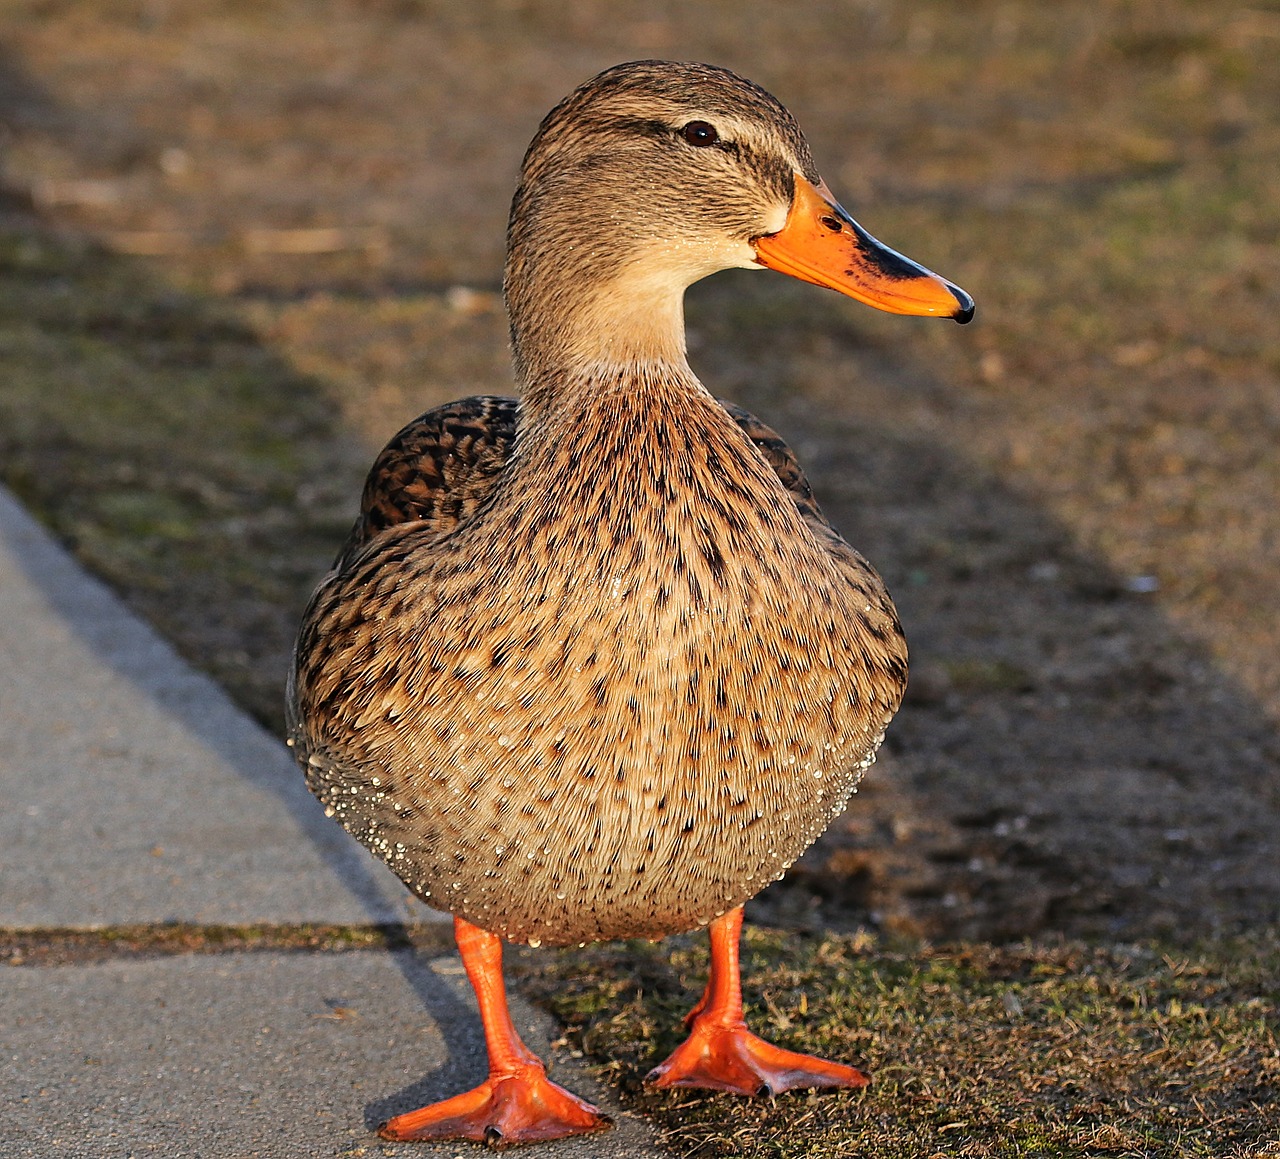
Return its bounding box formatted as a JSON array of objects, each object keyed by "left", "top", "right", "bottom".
[{"left": 506, "top": 60, "right": 973, "bottom": 384}]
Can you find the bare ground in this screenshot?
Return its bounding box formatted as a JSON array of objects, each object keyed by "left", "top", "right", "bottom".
[{"left": 2, "top": 0, "right": 1279, "bottom": 946}]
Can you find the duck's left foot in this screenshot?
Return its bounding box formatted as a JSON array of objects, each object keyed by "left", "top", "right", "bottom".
[
  {"left": 378, "top": 1065, "right": 612, "bottom": 1146},
  {"left": 645, "top": 1016, "right": 869, "bottom": 1097}
]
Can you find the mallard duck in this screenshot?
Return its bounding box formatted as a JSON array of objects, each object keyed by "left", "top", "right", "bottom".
[{"left": 288, "top": 59, "right": 972, "bottom": 1147}]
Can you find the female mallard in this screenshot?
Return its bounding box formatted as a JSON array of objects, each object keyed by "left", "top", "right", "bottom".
[{"left": 288, "top": 59, "right": 972, "bottom": 1147}]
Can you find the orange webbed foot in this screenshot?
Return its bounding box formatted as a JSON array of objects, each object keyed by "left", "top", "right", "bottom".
[
  {"left": 647, "top": 907, "right": 869, "bottom": 1097},
  {"left": 384, "top": 917, "right": 613, "bottom": 1147},
  {"left": 379, "top": 1063, "right": 612, "bottom": 1147},
  {"left": 646, "top": 1015, "right": 869, "bottom": 1096}
]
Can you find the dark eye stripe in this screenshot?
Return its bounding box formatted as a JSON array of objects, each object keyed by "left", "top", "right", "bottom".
[{"left": 680, "top": 120, "right": 720, "bottom": 147}]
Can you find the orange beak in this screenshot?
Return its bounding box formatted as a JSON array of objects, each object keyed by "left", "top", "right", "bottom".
[{"left": 753, "top": 175, "right": 974, "bottom": 323}]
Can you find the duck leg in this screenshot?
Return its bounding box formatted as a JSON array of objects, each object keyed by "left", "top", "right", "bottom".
[
  {"left": 379, "top": 916, "right": 611, "bottom": 1146},
  {"left": 646, "top": 907, "right": 869, "bottom": 1096}
]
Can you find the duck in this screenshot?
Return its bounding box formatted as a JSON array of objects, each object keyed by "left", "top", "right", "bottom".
[{"left": 287, "top": 59, "right": 972, "bottom": 1148}]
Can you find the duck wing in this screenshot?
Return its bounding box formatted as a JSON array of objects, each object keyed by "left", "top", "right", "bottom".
[
  {"left": 719, "top": 400, "right": 835, "bottom": 533},
  {"left": 720, "top": 400, "right": 887, "bottom": 587},
  {"left": 334, "top": 395, "right": 520, "bottom": 566}
]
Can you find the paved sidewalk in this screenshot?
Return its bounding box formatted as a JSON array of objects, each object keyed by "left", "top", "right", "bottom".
[
  {"left": 0, "top": 486, "right": 665, "bottom": 1157},
  {"left": 0, "top": 484, "right": 435, "bottom": 929}
]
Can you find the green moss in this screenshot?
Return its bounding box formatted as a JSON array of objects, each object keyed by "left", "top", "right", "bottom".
[{"left": 943, "top": 658, "right": 1034, "bottom": 694}]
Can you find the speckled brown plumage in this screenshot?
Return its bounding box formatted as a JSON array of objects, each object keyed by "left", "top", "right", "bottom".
[
  {"left": 339, "top": 394, "right": 827, "bottom": 560},
  {"left": 287, "top": 61, "right": 914, "bottom": 947},
  {"left": 332, "top": 396, "right": 519, "bottom": 568},
  {"left": 289, "top": 377, "right": 905, "bottom": 943}
]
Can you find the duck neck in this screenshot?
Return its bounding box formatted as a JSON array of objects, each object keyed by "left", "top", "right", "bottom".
[
  {"left": 501, "top": 210, "right": 701, "bottom": 414},
  {"left": 507, "top": 263, "right": 695, "bottom": 416}
]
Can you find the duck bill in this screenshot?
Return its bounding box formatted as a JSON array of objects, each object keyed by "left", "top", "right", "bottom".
[{"left": 753, "top": 175, "right": 974, "bottom": 323}]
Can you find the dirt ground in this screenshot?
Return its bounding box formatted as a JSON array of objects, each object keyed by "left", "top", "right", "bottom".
[{"left": 2, "top": 0, "right": 1278, "bottom": 945}]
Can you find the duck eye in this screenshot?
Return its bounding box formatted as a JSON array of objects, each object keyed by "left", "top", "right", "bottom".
[{"left": 679, "top": 120, "right": 720, "bottom": 148}]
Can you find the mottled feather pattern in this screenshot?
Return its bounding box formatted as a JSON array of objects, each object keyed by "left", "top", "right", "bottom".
[
  {"left": 290, "top": 370, "right": 906, "bottom": 946},
  {"left": 342, "top": 394, "right": 827, "bottom": 549},
  {"left": 333, "top": 396, "right": 518, "bottom": 569}
]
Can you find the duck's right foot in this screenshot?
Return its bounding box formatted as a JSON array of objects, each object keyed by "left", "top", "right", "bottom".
[{"left": 377, "top": 1065, "right": 612, "bottom": 1148}]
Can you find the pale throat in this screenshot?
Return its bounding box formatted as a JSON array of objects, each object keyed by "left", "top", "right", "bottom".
[{"left": 512, "top": 236, "right": 761, "bottom": 382}]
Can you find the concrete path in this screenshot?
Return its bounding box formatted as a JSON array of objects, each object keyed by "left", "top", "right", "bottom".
[
  {"left": 0, "top": 484, "right": 435, "bottom": 928},
  {"left": 0, "top": 486, "right": 665, "bottom": 1157}
]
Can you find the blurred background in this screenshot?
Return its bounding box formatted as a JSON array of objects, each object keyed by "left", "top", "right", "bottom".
[{"left": 1, "top": 0, "right": 1277, "bottom": 945}]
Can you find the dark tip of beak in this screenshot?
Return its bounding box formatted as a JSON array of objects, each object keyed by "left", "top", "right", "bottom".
[{"left": 948, "top": 285, "right": 976, "bottom": 325}]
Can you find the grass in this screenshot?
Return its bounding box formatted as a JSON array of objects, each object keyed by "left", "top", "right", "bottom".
[
  {"left": 515, "top": 928, "right": 1280, "bottom": 1158},
  {"left": 0, "top": 921, "right": 454, "bottom": 967}
]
